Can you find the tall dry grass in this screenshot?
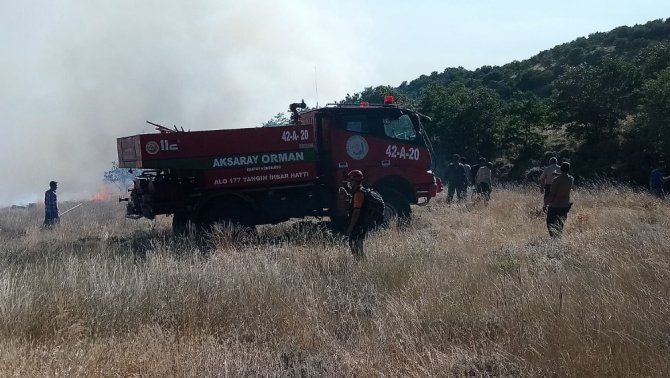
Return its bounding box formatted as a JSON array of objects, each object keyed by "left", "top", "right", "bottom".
[{"left": 0, "top": 185, "right": 668, "bottom": 376}]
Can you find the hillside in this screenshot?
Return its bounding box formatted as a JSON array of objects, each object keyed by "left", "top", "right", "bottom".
[
  {"left": 1, "top": 186, "right": 669, "bottom": 375},
  {"left": 344, "top": 18, "right": 670, "bottom": 183}
]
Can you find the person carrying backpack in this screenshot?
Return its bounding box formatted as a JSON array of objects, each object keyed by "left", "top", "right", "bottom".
[
  {"left": 343, "top": 170, "right": 384, "bottom": 260},
  {"left": 546, "top": 162, "right": 574, "bottom": 237},
  {"left": 539, "top": 157, "right": 560, "bottom": 210}
]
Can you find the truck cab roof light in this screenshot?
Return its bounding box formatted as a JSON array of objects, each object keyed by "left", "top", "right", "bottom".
[{"left": 384, "top": 95, "right": 394, "bottom": 104}]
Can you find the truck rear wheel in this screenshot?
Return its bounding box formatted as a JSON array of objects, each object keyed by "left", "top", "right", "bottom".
[
  {"left": 198, "top": 198, "right": 258, "bottom": 241},
  {"left": 378, "top": 188, "right": 411, "bottom": 228},
  {"left": 172, "top": 212, "right": 191, "bottom": 236}
]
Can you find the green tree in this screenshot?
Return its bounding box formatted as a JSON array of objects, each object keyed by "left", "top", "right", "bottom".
[
  {"left": 262, "top": 112, "right": 291, "bottom": 127},
  {"left": 420, "top": 83, "right": 504, "bottom": 159},
  {"left": 635, "top": 67, "right": 670, "bottom": 156},
  {"left": 553, "top": 58, "right": 640, "bottom": 142},
  {"left": 637, "top": 42, "right": 670, "bottom": 77},
  {"left": 500, "top": 93, "right": 550, "bottom": 159},
  {"left": 342, "top": 86, "right": 414, "bottom": 108}
]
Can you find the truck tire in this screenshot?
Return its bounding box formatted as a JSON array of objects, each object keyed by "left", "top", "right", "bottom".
[
  {"left": 378, "top": 188, "right": 411, "bottom": 228},
  {"left": 199, "top": 198, "right": 257, "bottom": 241},
  {"left": 172, "top": 212, "right": 191, "bottom": 236}
]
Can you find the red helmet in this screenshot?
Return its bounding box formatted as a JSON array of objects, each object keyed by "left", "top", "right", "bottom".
[{"left": 346, "top": 170, "right": 364, "bottom": 182}]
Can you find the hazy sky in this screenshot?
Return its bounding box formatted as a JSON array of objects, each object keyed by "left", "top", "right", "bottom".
[{"left": 1, "top": 0, "right": 668, "bottom": 205}]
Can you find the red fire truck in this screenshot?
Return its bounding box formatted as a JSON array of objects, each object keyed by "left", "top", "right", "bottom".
[{"left": 117, "top": 97, "right": 442, "bottom": 234}]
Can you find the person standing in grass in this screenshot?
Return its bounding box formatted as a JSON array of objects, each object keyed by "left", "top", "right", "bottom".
[
  {"left": 43, "top": 181, "right": 59, "bottom": 228},
  {"left": 546, "top": 162, "right": 573, "bottom": 237},
  {"left": 649, "top": 161, "right": 669, "bottom": 199},
  {"left": 539, "top": 157, "right": 560, "bottom": 211},
  {"left": 446, "top": 154, "right": 467, "bottom": 203},
  {"left": 344, "top": 170, "right": 369, "bottom": 260},
  {"left": 475, "top": 161, "right": 493, "bottom": 202},
  {"left": 460, "top": 156, "right": 471, "bottom": 196},
  {"left": 470, "top": 157, "right": 484, "bottom": 197}
]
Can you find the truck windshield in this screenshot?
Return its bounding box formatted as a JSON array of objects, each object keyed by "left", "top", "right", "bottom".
[
  {"left": 383, "top": 114, "right": 416, "bottom": 141},
  {"left": 339, "top": 110, "right": 422, "bottom": 144}
]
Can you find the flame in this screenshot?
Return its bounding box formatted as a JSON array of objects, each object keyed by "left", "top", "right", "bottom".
[{"left": 91, "top": 183, "right": 122, "bottom": 202}]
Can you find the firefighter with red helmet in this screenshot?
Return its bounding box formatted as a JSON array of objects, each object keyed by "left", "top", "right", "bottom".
[{"left": 344, "top": 170, "right": 368, "bottom": 259}]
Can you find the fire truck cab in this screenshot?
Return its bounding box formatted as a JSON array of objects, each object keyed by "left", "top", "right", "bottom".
[{"left": 302, "top": 99, "right": 440, "bottom": 224}]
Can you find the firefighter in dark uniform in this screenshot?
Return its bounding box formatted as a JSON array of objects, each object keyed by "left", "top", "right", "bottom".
[
  {"left": 344, "top": 170, "right": 368, "bottom": 260},
  {"left": 44, "top": 181, "right": 59, "bottom": 228},
  {"left": 546, "top": 162, "right": 574, "bottom": 237}
]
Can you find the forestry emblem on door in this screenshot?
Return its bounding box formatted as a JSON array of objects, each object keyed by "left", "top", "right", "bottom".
[{"left": 346, "top": 135, "right": 369, "bottom": 160}]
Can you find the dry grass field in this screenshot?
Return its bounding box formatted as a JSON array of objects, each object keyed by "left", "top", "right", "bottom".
[{"left": 0, "top": 185, "right": 669, "bottom": 376}]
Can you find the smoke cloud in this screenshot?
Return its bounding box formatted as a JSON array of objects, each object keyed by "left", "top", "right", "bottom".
[
  {"left": 3, "top": 0, "right": 668, "bottom": 205},
  {"left": 0, "top": 1, "right": 376, "bottom": 205}
]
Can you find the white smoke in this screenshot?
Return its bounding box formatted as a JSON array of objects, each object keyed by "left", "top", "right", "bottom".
[
  {"left": 0, "top": 0, "right": 376, "bottom": 205},
  {"left": 2, "top": 0, "right": 668, "bottom": 205}
]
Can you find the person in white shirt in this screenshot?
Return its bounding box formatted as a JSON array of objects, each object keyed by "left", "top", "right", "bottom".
[
  {"left": 460, "top": 156, "right": 472, "bottom": 197},
  {"left": 475, "top": 162, "right": 493, "bottom": 201},
  {"left": 539, "top": 157, "right": 560, "bottom": 210}
]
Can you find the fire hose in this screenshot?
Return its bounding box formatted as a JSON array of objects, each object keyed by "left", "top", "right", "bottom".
[{"left": 59, "top": 203, "right": 83, "bottom": 217}]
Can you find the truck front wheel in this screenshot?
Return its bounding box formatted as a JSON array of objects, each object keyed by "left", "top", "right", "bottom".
[{"left": 378, "top": 189, "right": 411, "bottom": 228}]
